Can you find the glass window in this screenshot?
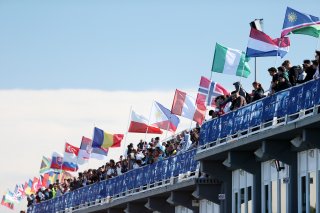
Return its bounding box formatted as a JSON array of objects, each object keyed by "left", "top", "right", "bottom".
[
  {"left": 280, "top": 179, "right": 287, "bottom": 213},
  {"left": 265, "top": 185, "right": 269, "bottom": 213},
  {"left": 240, "top": 188, "right": 245, "bottom": 213},
  {"left": 271, "top": 180, "right": 278, "bottom": 213},
  {"left": 235, "top": 192, "right": 238, "bottom": 213},
  {"left": 302, "top": 176, "right": 306, "bottom": 213},
  {"left": 248, "top": 186, "right": 252, "bottom": 213},
  {"left": 309, "top": 172, "right": 316, "bottom": 213}
]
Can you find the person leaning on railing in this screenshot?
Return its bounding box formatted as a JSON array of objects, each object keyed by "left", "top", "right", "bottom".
[{"left": 313, "top": 50, "right": 320, "bottom": 79}]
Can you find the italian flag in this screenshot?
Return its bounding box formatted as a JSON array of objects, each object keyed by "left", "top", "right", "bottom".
[{"left": 212, "top": 43, "right": 250, "bottom": 78}]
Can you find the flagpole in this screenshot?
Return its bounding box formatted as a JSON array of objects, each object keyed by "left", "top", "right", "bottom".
[
  {"left": 122, "top": 106, "right": 132, "bottom": 158},
  {"left": 144, "top": 101, "right": 154, "bottom": 143},
  {"left": 254, "top": 57, "right": 257, "bottom": 82}
]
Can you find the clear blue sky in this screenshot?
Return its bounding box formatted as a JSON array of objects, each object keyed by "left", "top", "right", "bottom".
[{"left": 0, "top": 0, "right": 319, "bottom": 92}]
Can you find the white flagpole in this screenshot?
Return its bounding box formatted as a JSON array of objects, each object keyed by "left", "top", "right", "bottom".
[
  {"left": 122, "top": 106, "right": 132, "bottom": 158},
  {"left": 144, "top": 101, "right": 154, "bottom": 143}
]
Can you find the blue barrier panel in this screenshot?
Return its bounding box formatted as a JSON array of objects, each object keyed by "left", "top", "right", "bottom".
[
  {"left": 315, "top": 78, "right": 320, "bottom": 105},
  {"left": 199, "top": 121, "right": 208, "bottom": 146},
  {"left": 249, "top": 98, "right": 268, "bottom": 127},
  {"left": 119, "top": 172, "right": 130, "bottom": 194},
  {"left": 106, "top": 178, "right": 115, "bottom": 197},
  {"left": 129, "top": 169, "right": 137, "bottom": 189},
  {"left": 287, "top": 85, "right": 304, "bottom": 115},
  {"left": 262, "top": 95, "right": 276, "bottom": 122},
  {"left": 134, "top": 167, "right": 143, "bottom": 188},
  {"left": 275, "top": 90, "right": 290, "bottom": 118},
  {"left": 173, "top": 154, "right": 181, "bottom": 177},
  {"left": 190, "top": 149, "right": 198, "bottom": 172},
  {"left": 161, "top": 158, "right": 169, "bottom": 180},
  {"left": 303, "top": 80, "right": 318, "bottom": 109},
  {"left": 155, "top": 160, "right": 163, "bottom": 182},
  {"left": 72, "top": 189, "right": 80, "bottom": 207},
  {"left": 234, "top": 104, "right": 251, "bottom": 132},
  {"left": 178, "top": 152, "right": 187, "bottom": 174},
  {"left": 220, "top": 111, "right": 235, "bottom": 137},
  {"left": 207, "top": 118, "right": 221, "bottom": 143}
]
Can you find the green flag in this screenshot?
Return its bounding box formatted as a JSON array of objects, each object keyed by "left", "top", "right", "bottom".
[{"left": 212, "top": 43, "right": 250, "bottom": 78}]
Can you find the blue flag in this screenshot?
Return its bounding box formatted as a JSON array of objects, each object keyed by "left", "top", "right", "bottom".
[{"left": 281, "top": 7, "right": 320, "bottom": 38}]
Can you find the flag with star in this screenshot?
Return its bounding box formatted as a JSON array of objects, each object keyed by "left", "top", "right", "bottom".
[
  {"left": 281, "top": 7, "right": 320, "bottom": 38},
  {"left": 149, "top": 101, "right": 180, "bottom": 132}
]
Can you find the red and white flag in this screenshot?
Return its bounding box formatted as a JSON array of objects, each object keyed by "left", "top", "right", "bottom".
[
  {"left": 128, "top": 110, "right": 163, "bottom": 134},
  {"left": 196, "top": 76, "right": 230, "bottom": 108},
  {"left": 62, "top": 143, "right": 79, "bottom": 172},
  {"left": 171, "top": 89, "right": 206, "bottom": 124}
]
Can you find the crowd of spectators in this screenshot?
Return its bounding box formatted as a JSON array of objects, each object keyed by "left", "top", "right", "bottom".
[
  {"left": 26, "top": 51, "right": 320, "bottom": 210},
  {"left": 27, "top": 128, "right": 200, "bottom": 208},
  {"left": 209, "top": 51, "right": 320, "bottom": 119}
]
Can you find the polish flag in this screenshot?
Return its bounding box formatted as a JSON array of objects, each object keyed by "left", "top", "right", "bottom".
[
  {"left": 128, "top": 110, "right": 163, "bottom": 134},
  {"left": 171, "top": 89, "right": 206, "bottom": 124}
]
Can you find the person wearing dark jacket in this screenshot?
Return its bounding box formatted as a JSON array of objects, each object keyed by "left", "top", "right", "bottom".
[
  {"left": 282, "top": 60, "right": 298, "bottom": 86},
  {"left": 251, "top": 82, "right": 265, "bottom": 102},
  {"left": 303, "top": 59, "right": 315, "bottom": 82},
  {"left": 276, "top": 74, "right": 291, "bottom": 92}
]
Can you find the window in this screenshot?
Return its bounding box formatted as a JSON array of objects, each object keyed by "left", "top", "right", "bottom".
[
  {"left": 301, "top": 176, "right": 306, "bottom": 213},
  {"left": 309, "top": 172, "right": 316, "bottom": 213}
]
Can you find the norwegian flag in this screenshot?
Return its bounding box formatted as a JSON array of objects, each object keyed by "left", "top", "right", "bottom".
[{"left": 196, "top": 76, "right": 230, "bottom": 108}]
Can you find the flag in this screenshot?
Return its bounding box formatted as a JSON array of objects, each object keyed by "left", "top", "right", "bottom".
[
  {"left": 62, "top": 143, "right": 79, "bottom": 172},
  {"left": 13, "top": 184, "right": 25, "bottom": 201},
  {"left": 24, "top": 182, "right": 32, "bottom": 196},
  {"left": 1, "top": 195, "right": 14, "bottom": 210},
  {"left": 31, "top": 177, "right": 41, "bottom": 193},
  {"left": 246, "top": 28, "right": 290, "bottom": 58},
  {"left": 41, "top": 173, "right": 50, "bottom": 187},
  {"left": 91, "top": 147, "right": 109, "bottom": 160},
  {"left": 77, "top": 136, "right": 92, "bottom": 164},
  {"left": 50, "top": 152, "right": 63, "bottom": 170},
  {"left": 171, "top": 89, "right": 205, "bottom": 124},
  {"left": 196, "top": 76, "right": 230, "bottom": 108},
  {"left": 281, "top": 7, "right": 320, "bottom": 38},
  {"left": 128, "top": 110, "right": 163, "bottom": 134},
  {"left": 149, "top": 101, "right": 180, "bottom": 132},
  {"left": 39, "top": 156, "right": 52, "bottom": 174},
  {"left": 92, "top": 127, "right": 124, "bottom": 149},
  {"left": 212, "top": 43, "right": 250, "bottom": 78}
]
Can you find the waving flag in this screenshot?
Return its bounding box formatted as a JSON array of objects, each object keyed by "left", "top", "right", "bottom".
[
  {"left": 246, "top": 28, "right": 290, "bottom": 58},
  {"left": 171, "top": 89, "right": 205, "bottom": 124},
  {"left": 212, "top": 43, "right": 250, "bottom": 78},
  {"left": 1, "top": 195, "right": 14, "bottom": 210},
  {"left": 62, "top": 143, "right": 79, "bottom": 172},
  {"left": 24, "top": 181, "right": 32, "bottom": 195},
  {"left": 50, "top": 152, "right": 63, "bottom": 170},
  {"left": 31, "top": 177, "right": 41, "bottom": 193},
  {"left": 196, "top": 76, "right": 230, "bottom": 108},
  {"left": 91, "top": 147, "right": 109, "bottom": 160},
  {"left": 149, "top": 101, "right": 180, "bottom": 132},
  {"left": 78, "top": 136, "right": 92, "bottom": 164},
  {"left": 282, "top": 7, "right": 320, "bottom": 38},
  {"left": 92, "top": 127, "right": 124, "bottom": 149},
  {"left": 39, "top": 156, "right": 52, "bottom": 174},
  {"left": 128, "top": 110, "right": 163, "bottom": 134}
]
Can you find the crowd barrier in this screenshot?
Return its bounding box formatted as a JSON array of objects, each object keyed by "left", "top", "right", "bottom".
[
  {"left": 199, "top": 78, "right": 320, "bottom": 148},
  {"left": 28, "top": 149, "right": 198, "bottom": 213}
]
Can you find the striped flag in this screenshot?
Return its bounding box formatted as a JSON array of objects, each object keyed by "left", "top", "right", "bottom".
[{"left": 171, "top": 89, "right": 205, "bottom": 124}]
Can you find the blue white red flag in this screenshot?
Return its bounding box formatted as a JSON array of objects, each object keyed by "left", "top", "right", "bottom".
[
  {"left": 77, "top": 136, "right": 92, "bottom": 164},
  {"left": 246, "top": 28, "right": 290, "bottom": 58},
  {"left": 150, "top": 101, "right": 180, "bottom": 132},
  {"left": 281, "top": 7, "right": 320, "bottom": 37},
  {"left": 196, "top": 76, "right": 230, "bottom": 107}
]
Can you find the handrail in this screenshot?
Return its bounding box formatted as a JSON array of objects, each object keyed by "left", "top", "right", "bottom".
[
  {"left": 28, "top": 149, "right": 199, "bottom": 213},
  {"left": 199, "top": 78, "right": 320, "bottom": 149}
]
